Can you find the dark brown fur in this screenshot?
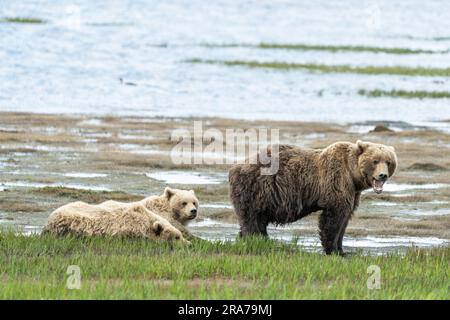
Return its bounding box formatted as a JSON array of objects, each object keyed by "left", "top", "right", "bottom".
[{"left": 229, "top": 141, "right": 397, "bottom": 255}]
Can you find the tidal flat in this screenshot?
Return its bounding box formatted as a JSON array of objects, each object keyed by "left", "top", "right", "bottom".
[{"left": 0, "top": 112, "right": 449, "bottom": 251}]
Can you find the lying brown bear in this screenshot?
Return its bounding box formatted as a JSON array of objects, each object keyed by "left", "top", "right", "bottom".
[{"left": 229, "top": 140, "right": 397, "bottom": 255}]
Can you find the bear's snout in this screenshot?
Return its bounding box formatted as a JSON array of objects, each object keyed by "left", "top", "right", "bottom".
[
  {"left": 377, "top": 172, "right": 388, "bottom": 181},
  {"left": 189, "top": 208, "right": 197, "bottom": 218}
]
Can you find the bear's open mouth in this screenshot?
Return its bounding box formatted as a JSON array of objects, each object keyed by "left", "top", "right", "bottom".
[{"left": 372, "top": 179, "right": 385, "bottom": 194}]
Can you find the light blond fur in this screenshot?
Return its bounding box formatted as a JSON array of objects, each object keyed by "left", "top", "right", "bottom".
[
  {"left": 42, "top": 200, "right": 189, "bottom": 244},
  {"left": 90, "top": 187, "right": 199, "bottom": 239}
]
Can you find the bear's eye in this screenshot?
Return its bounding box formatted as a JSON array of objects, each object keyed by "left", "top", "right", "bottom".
[
  {"left": 373, "top": 160, "right": 379, "bottom": 165},
  {"left": 182, "top": 202, "right": 187, "bottom": 206},
  {"left": 386, "top": 161, "right": 391, "bottom": 166}
]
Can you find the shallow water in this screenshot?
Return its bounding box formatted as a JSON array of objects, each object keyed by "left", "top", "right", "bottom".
[
  {"left": 382, "top": 183, "right": 449, "bottom": 192},
  {"left": 63, "top": 172, "right": 108, "bottom": 178},
  {"left": 1, "top": 1, "right": 450, "bottom": 124},
  {"left": 146, "top": 171, "right": 226, "bottom": 185},
  {"left": 397, "top": 208, "right": 450, "bottom": 217},
  {"left": 189, "top": 218, "right": 448, "bottom": 253},
  {"left": 361, "top": 183, "right": 449, "bottom": 197}
]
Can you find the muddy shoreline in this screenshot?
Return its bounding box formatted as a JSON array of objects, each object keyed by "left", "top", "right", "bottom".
[{"left": 0, "top": 112, "right": 449, "bottom": 253}]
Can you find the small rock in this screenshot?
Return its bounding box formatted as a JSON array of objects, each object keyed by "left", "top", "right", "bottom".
[{"left": 370, "top": 125, "right": 394, "bottom": 133}]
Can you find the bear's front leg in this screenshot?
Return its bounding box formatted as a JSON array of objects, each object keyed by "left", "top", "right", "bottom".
[
  {"left": 337, "top": 216, "right": 351, "bottom": 256},
  {"left": 319, "top": 208, "right": 351, "bottom": 255}
]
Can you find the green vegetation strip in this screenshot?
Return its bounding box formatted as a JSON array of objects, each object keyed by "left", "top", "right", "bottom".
[
  {"left": 185, "top": 59, "right": 450, "bottom": 77},
  {"left": 0, "top": 17, "right": 46, "bottom": 24},
  {"left": 358, "top": 89, "right": 450, "bottom": 99},
  {"left": 0, "top": 231, "right": 448, "bottom": 299},
  {"left": 201, "top": 43, "right": 448, "bottom": 54}
]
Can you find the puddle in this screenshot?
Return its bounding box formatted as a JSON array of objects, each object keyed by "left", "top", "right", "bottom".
[
  {"left": 1, "top": 170, "right": 107, "bottom": 179},
  {"left": 202, "top": 203, "right": 233, "bottom": 209},
  {"left": 343, "top": 236, "right": 448, "bottom": 248},
  {"left": 5, "top": 144, "right": 73, "bottom": 153},
  {"left": 284, "top": 235, "right": 447, "bottom": 250},
  {"left": 146, "top": 171, "right": 226, "bottom": 185},
  {"left": 397, "top": 208, "right": 450, "bottom": 217},
  {"left": 128, "top": 149, "right": 168, "bottom": 155},
  {"left": 363, "top": 183, "right": 449, "bottom": 194},
  {"left": 118, "top": 133, "right": 155, "bottom": 140},
  {"left": 0, "top": 161, "right": 16, "bottom": 168},
  {"left": 22, "top": 225, "right": 42, "bottom": 236},
  {"left": 189, "top": 218, "right": 448, "bottom": 252},
  {"left": 78, "top": 132, "right": 112, "bottom": 138},
  {"left": 384, "top": 183, "right": 449, "bottom": 192},
  {"left": 105, "top": 143, "right": 160, "bottom": 155},
  {"left": 371, "top": 201, "right": 399, "bottom": 206},
  {"left": 393, "top": 217, "right": 421, "bottom": 222},
  {"left": 389, "top": 193, "right": 415, "bottom": 197},
  {"left": 77, "top": 119, "right": 104, "bottom": 126},
  {"left": 426, "top": 200, "right": 449, "bottom": 205},
  {"left": 191, "top": 218, "right": 235, "bottom": 228},
  {"left": 170, "top": 150, "right": 247, "bottom": 163},
  {"left": 63, "top": 172, "right": 108, "bottom": 178},
  {"left": 29, "top": 127, "right": 65, "bottom": 134},
  {"left": 0, "top": 126, "right": 21, "bottom": 133}
]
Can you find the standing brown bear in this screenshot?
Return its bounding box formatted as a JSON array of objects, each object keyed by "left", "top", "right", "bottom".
[{"left": 229, "top": 140, "right": 397, "bottom": 255}]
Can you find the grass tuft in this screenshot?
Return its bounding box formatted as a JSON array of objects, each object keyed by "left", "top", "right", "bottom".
[
  {"left": 0, "top": 17, "right": 46, "bottom": 24},
  {"left": 201, "top": 43, "right": 449, "bottom": 54},
  {"left": 185, "top": 59, "right": 450, "bottom": 77},
  {"left": 358, "top": 89, "right": 450, "bottom": 99}
]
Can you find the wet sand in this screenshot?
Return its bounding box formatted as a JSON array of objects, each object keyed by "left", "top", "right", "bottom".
[{"left": 0, "top": 112, "right": 449, "bottom": 253}]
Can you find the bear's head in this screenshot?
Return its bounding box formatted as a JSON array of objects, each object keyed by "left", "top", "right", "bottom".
[
  {"left": 152, "top": 220, "right": 190, "bottom": 244},
  {"left": 164, "top": 187, "right": 199, "bottom": 223},
  {"left": 356, "top": 140, "right": 397, "bottom": 194}
]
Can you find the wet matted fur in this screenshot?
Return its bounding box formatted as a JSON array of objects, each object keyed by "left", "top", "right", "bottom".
[{"left": 229, "top": 140, "right": 397, "bottom": 255}]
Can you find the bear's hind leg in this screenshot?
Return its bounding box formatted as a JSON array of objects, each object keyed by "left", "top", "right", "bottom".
[{"left": 238, "top": 212, "right": 269, "bottom": 237}]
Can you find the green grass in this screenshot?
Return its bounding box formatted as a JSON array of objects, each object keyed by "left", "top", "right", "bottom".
[
  {"left": 185, "top": 59, "right": 450, "bottom": 77},
  {"left": 0, "top": 17, "right": 46, "bottom": 24},
  {"left": 358, "top": 89, "right": 450, "bottom": 99},
  {"left": 0, "top": 231, "right": 448, "bottom": 299},
  {"left": 201, "top": 43, "right": 448, "bottom": 54}
]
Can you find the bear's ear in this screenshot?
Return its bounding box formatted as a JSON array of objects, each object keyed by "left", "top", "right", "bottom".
[
  {"left": 152, "top": 221, "right": 163, "bottom": 236},
  {"left": 164, "top": 187, "right": 175, "bottom": 199},
  {"left": 189, "top": 189, "right": 195, "bottom": 195},
  {"left": 389, "top": 145, "right": 395, "bottom": 152},
  {"left": 356, "top": 140, "right": 368, "bottom": 156}
]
